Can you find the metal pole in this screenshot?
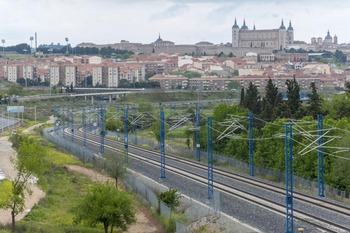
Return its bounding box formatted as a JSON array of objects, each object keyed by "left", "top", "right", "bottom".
[
  {"left": 82, "top": 106, "right": 86, "bottom": 147},
  {"left": 134, "top": 107, "right": 138, "bottom": 145},
  {"left": 317, "top": 114, "right": 325, "bottom": 197},
  {"left": 124, "top": 106, "right": 129, "bottom": 162},
  {"left": 100, "top": 106, "right": 106, "bottom": 153},
  {"left": 71, "top": 109, "right": 74, "bottom": 143},
  {"left": 285, "top": 123, "right": 294, "bottom": 233},
  {"left": 207, "top": 116, "right": 213, "bottom": 200},
  {"left": 88, "top": 105, "right": 92, "bottom": 132},
  {"left": 248, "top": 111, "right": 255, "bottom": 176},
  {"left": 49, "top": 49, "right": 52, "bottom": 95},
  {"left": 54, "top": 106, "right": 58, "bottom": 134},
  {"left": 116, "top": 106, "right": 120, "bottom": 141},
  {"left": 94, "top": 105, "right": 97, "bottom": 135},
  {"left": 195, "top": 103, "right": 201, "bottom": 161},
  {"left": 160, "top": 105, "right": 166, "bottom": 179},
  {"left": 62, "top": 108, "right": 66, "bottom": 139}
]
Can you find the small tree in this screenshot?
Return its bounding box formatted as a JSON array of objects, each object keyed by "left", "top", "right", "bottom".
[
  {"left": 345, "top": 82, "right": 350, "bottom": 95},
  {"left": 72, "top": 182, "right": 136, "bottom": 233},
  {"left": 157, "top": 188, "right": 181, "bottom": 210},
  {"left": 239, "top": 87, "right": 245, "bottom": 107},
  {"left": 5, "top": 135, "right": 46, "bottom": 233},
  {"left": 244, "top": 82, "right": 261, "bottom": 114},
  {"left": 105, "top": 152, "right": 127, "bottom": 188},
  {"left": 286, "top": 77, "right": 302, "bottom": 118},
  {"left": 307, "top": 82, "right": 323, "bottom": 119}
]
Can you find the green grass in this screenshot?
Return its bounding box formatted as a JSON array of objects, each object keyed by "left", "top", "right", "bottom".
[
  {"left": 18, "top": 167, "right": 104, "bottom": 233},
  {"left": 0, "top": 136, "right": 104, "bottom": 232},
  {"left": 45, "top": 145, "right": 84, "bottom": 166}
]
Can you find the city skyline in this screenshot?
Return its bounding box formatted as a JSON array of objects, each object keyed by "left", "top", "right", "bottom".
[{"left": 1, "top": 0, "right": 349, "bottom": 47}]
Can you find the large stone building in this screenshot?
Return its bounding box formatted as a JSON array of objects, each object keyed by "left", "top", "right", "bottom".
[{"left": 232, "top": 19, "right": 294, "bottom": 50}]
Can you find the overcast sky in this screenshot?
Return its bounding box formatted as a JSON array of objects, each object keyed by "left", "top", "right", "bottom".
[{"left": 1, "top": 0, "right": 349, "bottom": 47}]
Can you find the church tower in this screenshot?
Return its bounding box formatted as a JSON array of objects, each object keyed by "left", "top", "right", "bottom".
[
  {"left": 278, "top": 19, "right": 287, "bottom": 50},
  {"left": 232, "top": 18, "right": 240, "bottom": 47},
  {"left": 333, "top": 34, "right": 338, "bottom": 44},
  {"left": 287, "top": 20, "right": 294, "bottom": 45}
]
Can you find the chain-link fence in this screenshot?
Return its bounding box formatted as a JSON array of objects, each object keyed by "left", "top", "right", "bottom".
[
  {"left": 44, "top": 126, "right": 96, "bottom": 164},
  {"left": 176, "top": 221, "right": 193, "bottom": 233}
]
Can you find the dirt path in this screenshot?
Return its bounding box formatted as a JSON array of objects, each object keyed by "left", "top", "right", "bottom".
[
  {"left": 65, "top": 165, "right": 165, "bottom": 233},
  {"left": 0, "top": 116, "right": 54, "bottom": 225},
  {"left": 0, "top": 137, "right": 45, "bottom": 225}
]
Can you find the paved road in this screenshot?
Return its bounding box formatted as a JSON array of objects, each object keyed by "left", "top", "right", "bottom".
[{"left": 0, "top": 117, "right": 20, "bottom": 131}]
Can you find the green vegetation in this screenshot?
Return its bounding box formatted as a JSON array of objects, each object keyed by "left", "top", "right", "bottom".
[
  {"left": 72, "top": 182, "right": 136, "bottom": 233},
  {"left": 0, "top": 180, "right": 12, "bottom": 208},
  {"left": 157, "top": 188, "right": 181, "bottom": 211},
  {"left": 5, "top": 135, "right": 47, "bottom": 232},
  {"left": 207, "top": 80, "right": 350, "bottom": 192},
  {"left": 104, "top": 152, "right": 128, "bottom": 188},
  {"left": 0, "top": 134, "right": 104, "bottom": 232}
]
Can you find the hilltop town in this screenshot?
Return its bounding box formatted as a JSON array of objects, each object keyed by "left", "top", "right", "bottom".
[{"left": 1, "top": 19, "right": 349, "bottom": 92}]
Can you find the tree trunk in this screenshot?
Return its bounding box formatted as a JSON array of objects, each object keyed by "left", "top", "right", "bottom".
[
  {"left": 11, "top": 210, "right": 15, "bottom": 233},
  {"left": 104, "top": 221, "right": 109, "bottom": 233},
  {"left": 110, "top": 225, "right": 114, "bottom": 233},
  {"left": 115, "top": 177, "right": 118, "bottom": 188}
]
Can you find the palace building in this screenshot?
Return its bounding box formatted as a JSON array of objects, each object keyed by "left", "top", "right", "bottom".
[{"left": 232, "top": 19, "right": 294, "bottom": 50}]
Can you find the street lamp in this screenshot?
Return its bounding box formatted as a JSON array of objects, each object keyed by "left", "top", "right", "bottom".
[
  {"left": 48, "top": 48, "right": 53, "bottom": 95},
  {"left": 65, "top": 37, "right": 69, "bottom": 55},
  {"left": 23, "top": 49, "right": 28, "bottom": 87},
  {"left": 1, "top": 39, "right": 5, "bottom": 59},
  {"left": 30, "top": 36, "right": 34, "bottom": 54}
]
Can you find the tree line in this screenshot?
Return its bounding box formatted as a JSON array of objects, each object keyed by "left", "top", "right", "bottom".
[{"left": 200, "top": 78, "right": 350, "bottom": 191}]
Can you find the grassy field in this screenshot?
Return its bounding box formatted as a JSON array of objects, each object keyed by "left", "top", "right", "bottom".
[{"left": 0, "top": 138, "right": 107, "bottom": 233}]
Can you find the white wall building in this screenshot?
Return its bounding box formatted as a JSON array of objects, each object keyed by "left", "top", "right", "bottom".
[
  {"left": 50, "top": 66, "right": 60, "bottom": 86},
  {"left": 92, "top": 66, "right": 103, "bottom": 86},
  {"left": 7, "top": 66, "right": 18, "bottom": 83},
  {"left": 65, "top": 66, "right": 76, "bottom": 87},
  {"left": 107, "top": 66, "right": 118, "bottom": 87}
]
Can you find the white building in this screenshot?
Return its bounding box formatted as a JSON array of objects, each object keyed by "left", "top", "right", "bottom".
[
  {"left": 92, "top": 66, "right": 103, "bottom": 86},
  {"left": 50, "top": 66, "right": 60, "bottom": 86},
  {"left": 107, "top": 66, "right": 118, "bottom": 87},
  {"left": 65, "top": 66, "right": 76, "bottom": 87},
  {"left": 7, "top": 66, "right": 18, "bottom": 83}
]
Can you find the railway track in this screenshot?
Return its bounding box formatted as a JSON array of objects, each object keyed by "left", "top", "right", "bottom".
[{"left": 58, "top": 127, "right": 350, "bottom": 232}]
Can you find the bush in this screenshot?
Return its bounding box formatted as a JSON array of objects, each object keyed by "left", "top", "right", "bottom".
[{"left": 157, "top": 188, "right": 181, "bottom": 210}]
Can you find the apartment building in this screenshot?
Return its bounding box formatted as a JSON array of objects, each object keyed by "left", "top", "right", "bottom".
[
  {"left": 7, "top": 65, "right": 19, "bottom": 83},
  {"left": 189, "top": 76, "right": 231, "bottom": 91},
  {"left": 65, "top": 66, "right": 77, "bottom": 86},
  {"left": 149, "top": 74, "right": 188, "bottom": 90},
  {"left": 50, "top": 65, "right": 60, "bottom": 86}
]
